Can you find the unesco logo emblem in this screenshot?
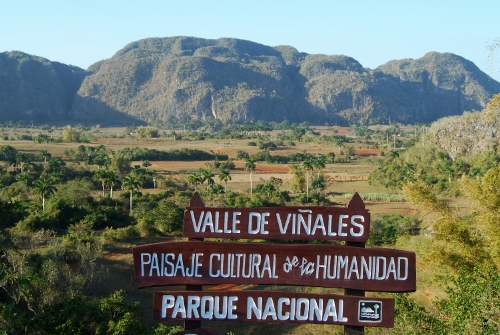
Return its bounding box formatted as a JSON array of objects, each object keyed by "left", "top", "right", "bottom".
[{"left": 358, "top": 300, "right": 382, "bottom": 322}]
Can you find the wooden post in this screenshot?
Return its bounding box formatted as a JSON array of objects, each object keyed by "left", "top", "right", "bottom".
[
  {"left": 345, "top": 192, "right": 366, "bottom": 335},
  {"left": 185, "top": 192, "right": 204, "bottom": 331}
]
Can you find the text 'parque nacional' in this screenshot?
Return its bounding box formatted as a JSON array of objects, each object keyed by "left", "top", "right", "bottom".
[{"left": 153, "top": 291, "right": 395, "bottom": 327}]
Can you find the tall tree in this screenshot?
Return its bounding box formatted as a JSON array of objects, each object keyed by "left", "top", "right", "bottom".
[
  {"left": 302, "top": 158, "right": 314, "bottom": 203},
  {"left": 15, "top": 152, "right": 29, "bottom": 173},
  {"left": 0, "top": 145, "right": 17, "bottom": 160},
  {"left": 106, "top": 171, "right": 119, "bottom": 199},
  {"left": 388, "top": 149, "right": 400, "bottom": 163},
  {"left": 244, "top": 158, "right": 256, "bottom": 195},
  {"left": 93, "top": 154, "right": 110, "bottom": 170},
  {"left": 39, "top": 150, "right": 51, "bottom": 163},
  {"left": 16, "top": 172, "right": 29, "bottom": 185},
  {"left": 32, "top": 176, "right": 56, "bottom": 211},
  {"left": 312, "top": 157, "right": 326, "bottom": 178},
  {"left": 218, "top": 168, "right": 231, "bottom": 192},
  {"left": 335, "top": 139, "right": 345, "bottom": 155},
  {"left": 45, "top": 158, "right": 65, "bottom": 173},
  {"left": 122, "top": 174, "right": 141, "bottom": 210},
  {"left": 199, "top": 169, "right": 215, "bottom": 188},
  {"left": 187, "top": 173, "right": 201, "bottom": 192},
  {"left": 8, "top": 155, "right": 17, "bottom": 172},
  {"left": 94, "top": 169, "right": 108, "bottom": 197}
]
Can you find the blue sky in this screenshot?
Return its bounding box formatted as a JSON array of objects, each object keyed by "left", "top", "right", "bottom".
[{"left": 1, "top": 0, "right": 499, "bottom": 81}]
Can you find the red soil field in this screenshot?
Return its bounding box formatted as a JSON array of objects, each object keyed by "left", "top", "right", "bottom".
[
  {"left": 354, "top": 149, "right": 383, "bottom": 156},
  {"left": 146, "top": 160, "right": 290, "bottom": 173}
]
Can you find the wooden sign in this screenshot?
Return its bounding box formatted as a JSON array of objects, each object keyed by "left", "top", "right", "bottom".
[
  {"left": 133, "top": 241, "right": 416, "bottom": 292},
  {"left": 153, "top": 290, "right": 394, "bottom": 327},
  {"left": 183, "top": 206, "right": 370, "bottom": 242}
]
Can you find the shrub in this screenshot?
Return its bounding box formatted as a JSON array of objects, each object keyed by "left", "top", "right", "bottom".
[
  {"left": 101, "top": 226, "right": 139, "bottom": 242},
  {"left": 368, "top": 214, "right": 421, "bottom": 246}
]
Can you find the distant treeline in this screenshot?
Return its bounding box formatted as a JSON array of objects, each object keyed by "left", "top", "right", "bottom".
[
  {"left": 236, "top": 150, "right": 337, "bottom": 164},
  {"left": 120, "top": 147, "right": 228, "bottom": 161}
]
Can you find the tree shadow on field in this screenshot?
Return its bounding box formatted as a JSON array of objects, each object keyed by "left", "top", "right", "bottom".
[{"left": 70, "top": 95, "right": 146, "bottom": 127}]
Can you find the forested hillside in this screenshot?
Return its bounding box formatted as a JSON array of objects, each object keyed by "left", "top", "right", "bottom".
[
  {"left": 0, "top": 52, "right": 86, "bottom": 123},
  {"left": 368, "top": 94, "right": 500, "bottom": 191},
  {"left": 430, "top": 94, "right": 500, "bottom": 159},
  {"left": 1, "top": 36, "right": 499, "bottom": 126}
]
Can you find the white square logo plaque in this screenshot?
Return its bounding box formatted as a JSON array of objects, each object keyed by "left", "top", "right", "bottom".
[{"left": 358, "top": 300, "right": 382, "bottom": 322}]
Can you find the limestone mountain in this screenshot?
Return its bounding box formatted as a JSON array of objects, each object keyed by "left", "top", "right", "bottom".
[
  {"left": 429, "top": 94, "right": 500, "bottom": 160},
  {"left": 1, "top": 37, "right": 500, "bottom": 125},
  {"left": 0, "top": 51, "right": 86, "bottom": 123},
  {"left": 71, "top": 37, "right": 500, "bottom": 125}
]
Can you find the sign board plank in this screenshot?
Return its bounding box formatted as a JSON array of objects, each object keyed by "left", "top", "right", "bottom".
[
  {"left": 153, "top": 290, "right": 394, "bottom": 328},
  {"left": 183, "top": 206, "right": 370, "bottom": 242},
  {"left": 133, "top": 241, "right": 416, "bottom": 292}
]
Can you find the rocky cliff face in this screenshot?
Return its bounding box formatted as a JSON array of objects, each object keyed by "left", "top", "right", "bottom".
[
  {"left": 430, "top": 96, "right": 500, "bottom": 160},
  {"left": 1, "top": 37, "right": 500, "bottom": 126}
]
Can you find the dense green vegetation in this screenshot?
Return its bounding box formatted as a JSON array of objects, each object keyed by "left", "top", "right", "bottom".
[
  {"left": 0, "top": 123, "right": 346, "bottom": 333},
  {"left": 369, "top": 94, "right": 500, "bottom": 194},
  {"left": 1, "top": 94, "right": 500, "bottom": 334},
  {"left": 366, "top": 94, "right": 500, "bottom": 334}
]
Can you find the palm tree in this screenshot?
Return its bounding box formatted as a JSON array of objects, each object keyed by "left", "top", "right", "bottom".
[
  {"left": 94, "top": 154, "right": 110, "bottom": 170},
  {"left": 16, "top": 172, "right": 29, "bottom": 185},
  {"left": 199, "top": 169, "right": 215, "bottom": 188},
  {"left": 46, "top": 158, "right": 65, "bottom": 173},
  {"left": 15, "top": 152, "right": 28, "bottom": 173},
  {"left": 32, "top": 176, "right": 56, "bottom": 211},
  {"left": 388, "top": 150, "right": 400, "bottom": 162},
  {"left": 302, "top": 158, "right": 314, "bottom": 203},
  {"left": 207, "top": 184, "right": 225, "bottom": 198},
  {"left": 218, "top": 168, "right": 231, "bottom": 192},
  {"left": 50, "top": 171, "right": 64, "bottom": 184},
  {"left": 402, "top": 162, "right": 416, "bottom": 182},
  {"left": 39, "top": 150, "right": 51, "bottom": 163},
  {"left": 439, "top": 165, "right": 454, "bottom": 184},
  {"left": 312, "top": 157, "right": 326, "bottom": 178},
  {"left": 0, "top": 145, "right": 16, "bottom": 160},
  {"left": 94, "top": 169, "right": 108, "bottom": 197},
  {"left": 8, "top": 156, "right": 17, "bottom": 173},
  {"left": 122, "top": 174, "right": 141, "bottom": 210},
  {"left": 107, "top": 171, "right": 119, "bottom": 199},
  {"left": 187, "top": 173, "right": 202, "bottom": 192},
  {"left": 335, "top": 139, "right": 344, "bottom": 155},
  {"left": 244, "top": 158, "right": 256, "bottom": 195}
]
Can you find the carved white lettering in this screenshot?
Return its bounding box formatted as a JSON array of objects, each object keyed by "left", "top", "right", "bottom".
[
  {"left": 162, "top": 295, "right": 238, "bottom": 320},
  {"left": 161, "top": 295, "right": 175, "bottom": 318},
  {"left": 245, "top": 297, "right": 347, "bottom": 322},
  {"left": 338, "top": 215, "right": 349, "bottom": 236},
  {"left": 350, "top": 215, "right": 364, "bottom": 237}
]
